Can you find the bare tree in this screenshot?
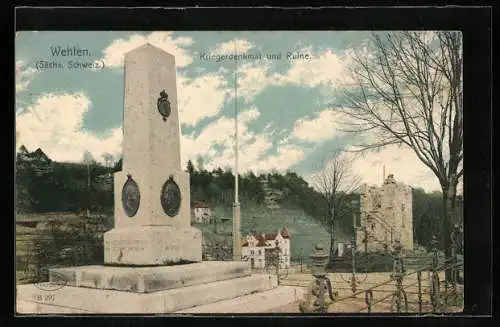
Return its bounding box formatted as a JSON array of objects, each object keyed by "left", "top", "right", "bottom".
[
  {"left": 82, "top": 150, "right": 95, "bottom": 218},
  {"left": 101, "top": 152, "right": 113, "bottom": 167},
  {"left": 311, "top": 156, "right": 361, "bottom": 265},
  {"left": 338, "top": 31, "right": 462, "bottom": 279}
]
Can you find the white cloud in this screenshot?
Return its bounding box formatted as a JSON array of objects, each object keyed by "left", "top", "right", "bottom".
[
  {"left": 16, "top": 60, "right": 38, "bottom": 93},
  {"left": 178, "top": 72, "right": 231, "bottom": 126},
  {"left": 177, "top": 43, "right": 358, "bottom": 108},
  {"left": 99, "top": 32, "right": 194, "bottom": 69},
  {"left": 181, "top": 107, "right": 304, "bottom": 174},
  {"left": 275, "top": 46, "right": 354, "bottom": 88},
  {"left": 226, "top": 46, "right": 356, "bottom": 104},
  {"left": 254, "top": 145, "right": 305, "bottom": 174},
  {"left": 16, "top": 92, "right": 122, "bottom": 164},
  {"left": 292, "top": 109, "right": 344, "bottom": 142},
  {"left": 213, "top": 39, "right": 254, "bottom": 54},
  {"left": 181, "top": 107, "right": 262, "bottom": 167},
  {"left": 236, "top": 61, "right": 279, "bottom": 103},
  {"left": 335, "top": 144, "right": 441, "bottom": 192}
]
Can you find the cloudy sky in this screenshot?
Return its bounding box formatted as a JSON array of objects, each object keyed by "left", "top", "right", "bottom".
[{"left": 15, "top": 31, "right": 445, "bottom": 192}]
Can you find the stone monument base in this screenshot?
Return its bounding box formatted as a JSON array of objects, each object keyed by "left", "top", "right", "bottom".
[
  {"left": 48, "top": 261, "right": 250, "bottom": 293},
  {"left": 15, "top": 261, "right": 307, "bottom": 314},
  {"left": 104, "top": 226, "right": 202, "bottom": 265}
]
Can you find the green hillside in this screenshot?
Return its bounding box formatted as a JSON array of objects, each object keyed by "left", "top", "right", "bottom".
[
  {"left": 16, "top": 148, "right": 461, "bottom": 255},
  {"left": 195, "top": 204, "right": 351, "bottom": 263}
]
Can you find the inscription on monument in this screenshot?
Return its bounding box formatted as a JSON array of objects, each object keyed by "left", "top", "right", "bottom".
[
  {"left": 104, "top": 239, "right": 181, "bottom": 252},
  {"left": 105, "top": 239, "right": 148, "bottom": 252},
  {"left": 122, "top": 174, "right": 140, "bottom": 217},
  {"left": 161, "top": 175, "right": 182, "bottom": 217}
]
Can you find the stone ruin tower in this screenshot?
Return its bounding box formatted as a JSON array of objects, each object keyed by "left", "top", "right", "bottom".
[{"left": 356, "top": 174, "right": 413, "bottom": 252}]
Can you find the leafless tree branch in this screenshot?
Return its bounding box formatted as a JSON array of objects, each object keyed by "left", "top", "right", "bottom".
[
  {"left": 340, "top": 31, "right": 462, "bottom": 190},
  {"left": 338, "top": 31, "right": 463, "bottom": 272}
]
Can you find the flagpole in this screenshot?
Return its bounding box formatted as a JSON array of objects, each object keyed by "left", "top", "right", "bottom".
[
  {"left": 233, "top": 41, "right": 241, "bottom": 261},
  {"left": 87, "top": 162, "right": 91, "bottom": 218}
]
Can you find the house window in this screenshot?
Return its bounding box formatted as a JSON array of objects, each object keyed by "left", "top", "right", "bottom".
[{"left": 250, "top": 250, "right": 254, "bottom": 255}]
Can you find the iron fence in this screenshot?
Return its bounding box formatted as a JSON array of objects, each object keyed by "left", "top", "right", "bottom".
[{"left": 299, "top": 233, "right": 464, "bottom": 313}]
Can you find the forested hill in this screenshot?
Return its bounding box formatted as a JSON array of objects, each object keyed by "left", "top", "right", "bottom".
[
  {"left": 15, "top": 151, "right": 353, "bottom": 234},
  {"left": 185, "top": 160, "right": 328, "bottom": 218},
  {"left": 16, "top": 148, "right": 455, "bottom": 249}
]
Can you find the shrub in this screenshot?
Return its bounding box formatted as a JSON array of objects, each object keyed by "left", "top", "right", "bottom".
[
  {"left": 329, "top": 251, "right": 394, "bottom": 272},
  {"left": 27, "top": 218, "right": 105, "bottom": 283}
]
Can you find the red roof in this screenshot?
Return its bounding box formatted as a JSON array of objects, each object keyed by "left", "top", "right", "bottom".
[
  {"left": 281, "top": 227, "right": 290, "bottom": 239},
  {"left": 243, "top": 227, "right": 290, "bottom": 248},
  {"left": 264, "top": 232, "right": 278, "bottom": 240},
  {"left": 251, "top": 234, "right": 267, "bottom": 247},
  {"left": 194, "top": 201, "right": 211, "bottom": 209}
]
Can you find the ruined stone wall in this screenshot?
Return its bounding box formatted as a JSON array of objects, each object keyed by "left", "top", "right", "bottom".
[{"left": 356, "top": 175, "right": 413, "bottom": 252}]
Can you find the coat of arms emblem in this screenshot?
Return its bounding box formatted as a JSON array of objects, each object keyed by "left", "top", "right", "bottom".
[{"left": 157, "top": 89, "right": 171, "bottom": 121}]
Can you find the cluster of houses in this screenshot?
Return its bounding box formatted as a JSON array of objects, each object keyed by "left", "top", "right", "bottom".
[
  {"left": 192, "top": 202, "right": 292, "bottom": 269},
  {"left": 241, "top": 227, "right": 291, "bottom": 269}
]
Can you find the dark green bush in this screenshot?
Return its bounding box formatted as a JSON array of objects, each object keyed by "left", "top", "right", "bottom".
[
  {"left": 28, "top": 218, "right": 105, "bottom": 283},
  {"left": 329, "top": 251, "right": 394, "bottom": 273}
]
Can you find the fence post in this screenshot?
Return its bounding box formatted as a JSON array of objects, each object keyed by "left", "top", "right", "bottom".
[
  {"left": 306, "top": 244, "right": 336, "bottom": 313},
  {"left": 444, "top": 277, "right": 449, "bottom": 305},
  {"left": 390, "top": 239, "right": 407, "bottom": 313},
  {"left": 365, "top": 290, "right": 373, "bottom": 313},
  {"left": 430, "top": 235, "right": 440, "bottom": 313},
  {"left": 451, "top": 225, "right": 459, "bottom": 286},
  {"left": 299, "top": 248, "right": 303, "bottom": 273},
  {"left": 447, "top": 225, "right": 459, "bottom": 305},
  {"left": 350, "top": 235, "right": 358, "bottom": 296},
  {"left": 417, "top": 270, "right": 423, "bottom": 313}
]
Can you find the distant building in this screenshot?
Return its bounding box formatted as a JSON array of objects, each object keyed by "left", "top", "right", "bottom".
[
  {"left": 16, "top": 145, "right": 53, "bottom": 212},
  {"left": 192, "top": 201, "right": 214, "bottom": 224},
  {"left": 356, "top": 174, "right": 413, "bottom": 252},
  {"left": 337, "top": 242, "right": 346, "bottom": 257},
  {"left": 241, "top": 227, "right": 291, "bottom": 269},
  {"left": 17, "top": 145, "right": 52, "bottom": 175}
]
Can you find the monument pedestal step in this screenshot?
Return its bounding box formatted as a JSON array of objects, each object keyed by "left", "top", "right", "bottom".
[
  {"left": 16, "top": 274, "right": 278, "bottom": 314},
  {"left": 49, "top": 261, "right": 250, "bottom": 293},
  {"left": 175, "top": 286, "right": 308, "bottom": 313}
]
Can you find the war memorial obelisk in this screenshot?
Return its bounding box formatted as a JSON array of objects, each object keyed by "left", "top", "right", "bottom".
[
  {"left": 103, "top": 43, "right": 201, "bottom": 265},
  {"left": 16, "top": 44, "right": 307, "bottom": 314}
]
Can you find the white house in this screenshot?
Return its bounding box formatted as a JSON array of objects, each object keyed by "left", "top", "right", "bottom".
[
  {"left": 241, "top": 227, "right": 291, "bottom": 269},
  {"left": 192, "top": 201, "right": 213, "bottom": 224}
]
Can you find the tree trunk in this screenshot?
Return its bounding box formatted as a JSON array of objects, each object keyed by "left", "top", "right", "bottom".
[
  {"left": 441, "top": 184, "right": 457, "bottom": 281},
  {"left": 328, "top": 220, "right": 335, "bottom": 267}
]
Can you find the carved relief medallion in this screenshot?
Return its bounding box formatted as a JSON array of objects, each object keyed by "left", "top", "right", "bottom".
[
  {"left": 161, "top": 175, "right": 181, "bottom": 217},
  {"left": 122, "top": 174, "right": 140, "bottom": 217}
]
